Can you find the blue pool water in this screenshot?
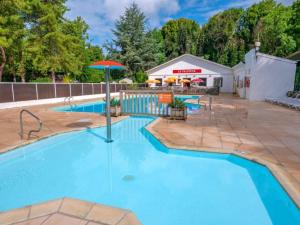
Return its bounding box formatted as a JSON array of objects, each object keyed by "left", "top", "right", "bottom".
[
  {"left": 0, "top": 117, "right": 299, "bottom": 225},
  {"left": 55, "top": 95, "right": 201, "bottom": 114}
]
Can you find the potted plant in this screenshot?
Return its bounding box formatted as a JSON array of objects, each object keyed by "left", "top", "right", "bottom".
[
  {"left": 109, "top": 98, "right": 121, "bottom": 117},
  {"left": 169, "top": 98, "right": 187, "bottom": 120}
]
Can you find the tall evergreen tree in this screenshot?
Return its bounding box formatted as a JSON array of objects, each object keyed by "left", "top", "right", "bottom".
[{"left": 106, "top": 3, "right": 155, "bottom": 79}]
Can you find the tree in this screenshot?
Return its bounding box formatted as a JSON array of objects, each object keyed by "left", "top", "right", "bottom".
[
  {"left": 106, "top": 3, "right": 155, "bottom": 79},
  {"left": 289, "top": 0, "right": 300, "bottom": 49},
  {"left": 147, "top": 28, "right": 166, "bottom": 66},
  {"left": 29, "top": 0, "right": 86, "bottom": 82},
  {"left": 162, "top": 18, "right": 200, "bottom": 59},
  {"left": 201, "top": 8, "right": 244, "bottom": 66},
  {"left": 236, "top": 0, "right": 277, "bottom": 51},
  {"left": 0, "top": 0, "right": 26, "bottom": 81},
  {"left": 256, "top": 4, "right": 296, "bottom": 56}
]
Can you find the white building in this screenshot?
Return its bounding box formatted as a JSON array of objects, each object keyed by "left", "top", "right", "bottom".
[
  {"left": 146, "top": 54, "right": 234, "bottom": 93},
  {"left": 233, "top": 49, "right": 297, "bottom": 101},
  {"left": 146, "top": 51, "right": 297, "bottom": 101}
]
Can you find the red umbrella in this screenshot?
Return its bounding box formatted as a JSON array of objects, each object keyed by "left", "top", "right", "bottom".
[
  {"left": 88, "top": 60, "right": 126, "bottom": 143},
  {"left": 89, "top": 60, "right": 126, "bottom": 70},
  {"left": 192, "top": 78, "right": 204, "bottom": 83}
]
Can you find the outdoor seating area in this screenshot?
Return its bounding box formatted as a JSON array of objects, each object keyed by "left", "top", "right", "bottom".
[{"left": 265, "top": 91, "right": 300, "bottom": 110}]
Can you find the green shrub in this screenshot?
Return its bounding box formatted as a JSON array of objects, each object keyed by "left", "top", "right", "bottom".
[
  {"left": 30, "top": 77, "right": 52, "bottom": 83},
  {"left": 169, "top": 98, "right": 185, "bottom": 109},
  {"left": 110, "top": 98, "right": 120, "bottom": 107}
]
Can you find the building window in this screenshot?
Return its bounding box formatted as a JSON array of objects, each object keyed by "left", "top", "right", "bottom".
[
  {"left": 199, "top": 78, "right": 207, "bottom": 86},
  {"left": 213, "top": 77, "right": 223, "bottom": 87}
]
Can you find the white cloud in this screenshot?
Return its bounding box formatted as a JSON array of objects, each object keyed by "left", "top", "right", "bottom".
[
  {"left": 66, "top": 0, "right": 180, "bottom": 46},
  {"left": 66, "top": 0, "right": 296, "bottom": 46}
]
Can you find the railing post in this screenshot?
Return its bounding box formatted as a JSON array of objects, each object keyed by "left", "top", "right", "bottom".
[
  {"left": 11, "top": 83, "right": 15, "bottom": 102},
  {"left": 69, "top": 84, "right": 72, "bottom": 97},
  {"left": 54, "top": 83, "right": 57, "bottom": 98},
  {"left": 120, "top": 91, "right": 123, "bottom": 112},
  {"left": 35, "top": 83, "right": 39, "bottom": 100},
  {"left": 81, "top": 83, "right": 84, "bottom": 96},
  {"left": 92, "top": 83, "right": 94, "bottom": 95}
]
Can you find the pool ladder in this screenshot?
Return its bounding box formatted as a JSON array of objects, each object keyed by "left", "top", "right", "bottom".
[
  {"left": 19, "top": 109, "right": 43, "bottom": 140},
  {"left": 64, "top": 96, "right": 77, "bottom": 109}
]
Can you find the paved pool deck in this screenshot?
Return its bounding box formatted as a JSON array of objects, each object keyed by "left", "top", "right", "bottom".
[{"left": 0, "top": 94, "right": 299, "bottom": 224}]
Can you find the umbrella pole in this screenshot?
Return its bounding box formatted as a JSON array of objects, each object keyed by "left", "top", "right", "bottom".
[{"left": 105, "top": 67, "right": 113, "bottom": 143}]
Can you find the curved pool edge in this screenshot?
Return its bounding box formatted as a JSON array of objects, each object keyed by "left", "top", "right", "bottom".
[{"left": 145, "top": 117, "right": 300, "bottom": 209}]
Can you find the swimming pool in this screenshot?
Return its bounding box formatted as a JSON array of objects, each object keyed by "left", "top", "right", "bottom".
[
  {"left": 55, "top": 95, "right": 201, "bottom": 114},
  {"left": 0, "top": 116, "right": 299, "bottom": 225}
]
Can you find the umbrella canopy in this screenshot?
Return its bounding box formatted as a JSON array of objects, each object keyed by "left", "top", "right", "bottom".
[
  {"left": 146, "top": 79, "right": 161, "bottom": 84},
  {"left": 165, "top": 77, "right": 177, "bottom": 83},
  {"left": 192, "top": 78, "right": 204, "bottom": 83},
  {"left": 180, "top": 79, "right": 191, "bottom": 83},
  {"left": 89, "top": 60, "right": 126, "bottom": 70}
]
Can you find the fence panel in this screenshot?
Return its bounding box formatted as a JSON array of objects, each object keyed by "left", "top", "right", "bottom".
[
  {"left": 93, "top": 84, "right": 101, "bottom": 94},
  {"left": 110, "top": 84, "right": 116, "bottom": 93},
  {"left": 83, "top": 84, "right": 93, "bottom": 95},
  {"left": 101, "top": 84, "right": 106, "bottom": 94},
  {"left": 71, "top": 84, "right": 82, "bottom": 96},
  {"left": 37, "top": 84, "right": 55, "bottom": 99},
  {"left": 115, "top": 84, "right": 122, "bottom": 92},
  {"left": 56, "top": 84, "right": 70, "bottom": 98},
  {"left": 0, "top": 82, "right": 147, "bottom": 103},
  {"left": 13, "top": 83, "right": 37, "bottom": 101},
  {"left": 120, "top": 90, "right": 171, "bottom": 117},
  {"left": 0, "top": 84, "right": 14, "bottom": 103}
]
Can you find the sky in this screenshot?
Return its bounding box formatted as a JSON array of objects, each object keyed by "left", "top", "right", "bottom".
[{"left": 65, "top": 0, "right": 295, "bottom": 47}]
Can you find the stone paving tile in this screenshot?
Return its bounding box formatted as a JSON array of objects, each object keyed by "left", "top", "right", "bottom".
[
  {"left": 60, "top": 198, "right": 93, "bottom": 219},
  {"left": 117, "top": 213, "right": 141, "bottom": 225},
  {"left": 30, "top": 199, "right": 62, "bottom": 219},
  {"left": 0, "top": 206, "right": 30, "bottom": 225},
  {"left": 14, "top": 215, "right": 49, "bottom": 225},
  {"left": 86, "top": 204, "right": 127, "bottom": 225},
  {"left": 42, "top": 214, "right": 87, "bottom": 225}
]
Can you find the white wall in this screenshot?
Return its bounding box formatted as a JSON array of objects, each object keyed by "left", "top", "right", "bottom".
[
  {"left": 248, "top": 52, "right": 296, "bottom": 101},
  {"left": 0, "top": 93, "right": 120, "bottom": 109}
]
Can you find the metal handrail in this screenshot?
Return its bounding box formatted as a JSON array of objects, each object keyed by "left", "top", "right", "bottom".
[
  {"left": 64, "top": 96, "right": 77, "bottom": 109},
  {"left": 19, "top": 109, "right": 43, "bottom": 139}
]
